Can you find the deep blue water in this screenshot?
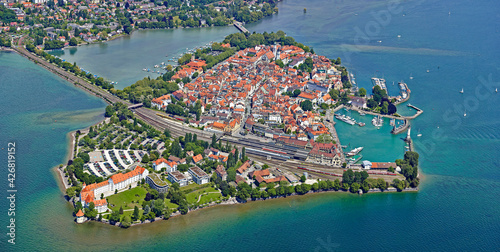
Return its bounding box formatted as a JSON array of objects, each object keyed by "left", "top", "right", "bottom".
[{"left": 1, "top": 0, "right": 500, "bottom": 251}]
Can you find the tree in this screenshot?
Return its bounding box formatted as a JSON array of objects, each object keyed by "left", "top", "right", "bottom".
[
  {"left": 388, "top": 103, "right": 397, "bottom": 115},
  {"left": 342, "top": 169, "right": 355, "bottom": 185},
  {"left": 143, "top": 205, "right": 150, "bottom": 215},
  {"left": 300, "top": 100, "right": 313, "bottom": 111},
  {"left": 77, "top": 152, "right": 90, "bottom": 163},
  {"left": 342, "top": 183, "right": 350, "bottom": 191},
  {"left": 119, "top": 206, "right": 124, "bottom": 215},
  {"left": 404, "top": 151, "right": 419, "bottom": 168},
  {"left": 105, "top": 105, "right": 115, "bottom": 117},
  {"left": 179, "top": 201, "right": 189, "bottom": 215},
  {"left": 388, "top": 166, "right": 395, "bottom": 173},
  {"left": 377, "top": 178, "right": 388, "bottom": 190},
  {"left": 69, "top": 37, "right": 78, "bottom": 46},
  {"left": 350, "top": 182, "right": 360, "bottom": 193},
  {"left": 121, "top": 215, "right": 131, "bottom": 228},
  {"left": 359, "top": 88, "right": 366, "bottom": 97},
  {"left": 109, "top": 210, "right": 121, "bottom": 224},
  {"left": 300, "top": 175, "right": 306, "bottom": 182},
  {"left": 211, "top": 133, "right": 217, "bottom": 148},
  {"left": 381, "top": 101, "right": 389, "bottom": 114},
  {"left": 132, "top": 206, "right": 140, "bottom": 221},
  {"left": 141, "top": 154, "right": 150, "bottom": 163},
  {"left": 335, "top": 57, "right": 341, "bottom": 65},
  {"left": 367, "top": 98, "right": 378, "bottom": 109},
  {"left": 66, "top": 187, "right": 76, "bottom": 198}
]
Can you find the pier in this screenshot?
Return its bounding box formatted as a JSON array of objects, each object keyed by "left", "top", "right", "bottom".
[
  {"left": 233, "top": 21, "right": 249, "bottom": 33},
  {"left": 350, "top": 104, "right": 423, "bottom": 120},
  {"left": 391, "top": 119, "right": 410, "bottom": 135}
]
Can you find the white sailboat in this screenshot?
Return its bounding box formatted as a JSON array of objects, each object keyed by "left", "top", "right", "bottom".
[
  {"left": 464, "top": 110, "right": 467, "bottom": 117},
  {"left": 496, "top": 88, "right": 498, "bottom": 93},
  {"left": 417, "top": 129, "right": 422, "bottom": 137},
  {"left": 460, "top": 88, "right": 464, "bottom": 94},
  {"left": 409, "top": 73, "right": 413, "bottom": 80}
]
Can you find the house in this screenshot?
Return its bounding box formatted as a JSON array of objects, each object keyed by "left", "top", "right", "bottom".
[
  {"left": 237, "top": 160, "right": 251, "bottom": 174},
  {"left": 351, "top": 97, "right": 367, "bottom": 109},
  {"left": 215, "top": 164, "right": 227, "bottom": 181},
  {"left": 189, "top": 166, "right": 210, "bottom": 185},
  {"left": 151, "top": 94, "right": 171, "bottom": 110},
  {"left": 168, "top": 171, "right": 188, "bottom": 186},
  {"left": 192, "top": 154, "right": 203, "bottom": 164},
  {"left": 235, "top": 175, "right": 246, "bottom": 184}
]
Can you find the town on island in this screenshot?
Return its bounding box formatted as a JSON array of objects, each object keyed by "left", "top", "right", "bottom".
[{"left": 1, "top": 0, "right": 422, "bottom": 228}]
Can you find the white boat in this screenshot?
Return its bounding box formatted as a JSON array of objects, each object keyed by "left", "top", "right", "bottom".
[
  {"left": 417, "top": 134, "right": 422, "bottom": 137},
  {"left": 460, "top": 88, "right": 464, "bottom": 94},
  {"left": 464, "top": 110, "right": 467, "bottom": 117},
  {"left": 410, "top": 73, "right": 413, "bottom": 80},
  {"left": 371, "top": 77, "right": 388, "bottom": 93},
  {"left": 496, "top": 88, "right": 498, "bottom": 93},
  {"left": 397, "top": 35, "right": 401, "bottom": 38},
  {"left": 358, "top": 111, "right": 365, "bottom": 116},
  {"left": 347, "top": 147, "right": 364, "bottom": 156},
  {"left": 427, "top": 69, "right": 430, "bottom": 73},
  {"left": 372, "top": 115, "right": 383, "bottom": 127}
]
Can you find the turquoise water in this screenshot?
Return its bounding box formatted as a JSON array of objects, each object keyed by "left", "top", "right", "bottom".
[
  {"left": 50, "top": 26, "right": 238, "bottom": 89},
  {"left": 2, "top": 0, "right": 500, "bottom": 251}
]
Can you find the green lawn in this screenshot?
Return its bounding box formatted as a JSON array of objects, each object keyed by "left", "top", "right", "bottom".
[
  {"left": 186, "top": 187, "right": 221, "bottom": 205},
  {"left": 199, "top": 192, "right": 223, "bottom": 205},
  {"left": 106, "top": 186, "right": 147, "bottom": 211},
  {"left": 180, "top": 182, "right": 210, "bottom": 193},
  {"left": 164, "top": 198, "right": 179, "bottom": 209}
]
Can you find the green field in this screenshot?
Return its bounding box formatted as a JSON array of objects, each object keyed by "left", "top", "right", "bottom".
[
  {"left": 164, "top": 198, "right": 179, "bottom": 209},
  {"left": 180, "top": 182, "right": 211, "bottom": 192},
  {"left": 186, "top": 187, "right": 222, "bottom": 205},
  {"left": 106, "top": 186, "right": 147, "bottom": 211}
]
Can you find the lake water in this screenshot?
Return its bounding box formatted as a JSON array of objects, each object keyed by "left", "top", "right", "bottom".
[{"left": 1, "top": 0, "right": 500, "bottom": 250}]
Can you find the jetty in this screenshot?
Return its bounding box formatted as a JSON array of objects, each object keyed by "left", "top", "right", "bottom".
[
  {"left": 391, "top": 119, "right": 410, "bottom": 135},
  {"left": 233, "top": 21, "right": 249, "bottom": 33},
  {"left": 350, "top": 104, "right": 423, "bottom": 120}
]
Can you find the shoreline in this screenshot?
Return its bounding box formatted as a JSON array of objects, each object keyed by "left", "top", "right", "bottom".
[
  {"left": 53, "top": 118, "right": 109, "bottom": 194},
  {"left": 80, "top": 183, "right": 418, "bottom": 227}
]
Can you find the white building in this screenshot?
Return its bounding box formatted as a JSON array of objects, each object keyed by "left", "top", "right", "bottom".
[
  {"left": 189, "top": 166, "right": 210, "bottom": 185},
  {"left": 80, "top": 166, "right": 149, "bottom": 213},
  {"left": 168, "top": 171, "right": 188, "bottom": 187},
  {"left": 153, "top": 158, "right": 177, "bottom": 172}
]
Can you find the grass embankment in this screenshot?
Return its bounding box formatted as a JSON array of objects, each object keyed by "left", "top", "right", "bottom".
[{"left": 186, "top": 187, "right": 222, "bottom": 205}]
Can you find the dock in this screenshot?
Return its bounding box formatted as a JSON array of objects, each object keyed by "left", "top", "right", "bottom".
[
  {"left": 391, "top": 119, "right": 410, "bottom": 135},
  {"left": 233, "top": 21, "right": 249, "bottom": 33}
]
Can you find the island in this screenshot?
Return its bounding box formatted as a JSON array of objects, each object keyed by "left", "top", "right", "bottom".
[{"left": 3, "top": 1, "right": 422, "bottom": 228}]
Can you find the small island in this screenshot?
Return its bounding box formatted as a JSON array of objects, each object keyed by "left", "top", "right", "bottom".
[
  {"left": 1, "top": 2, "right": 423, "bottom": 227},
  {"left": 35, "top": 31, "right": 422, "bottom": 227}
]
